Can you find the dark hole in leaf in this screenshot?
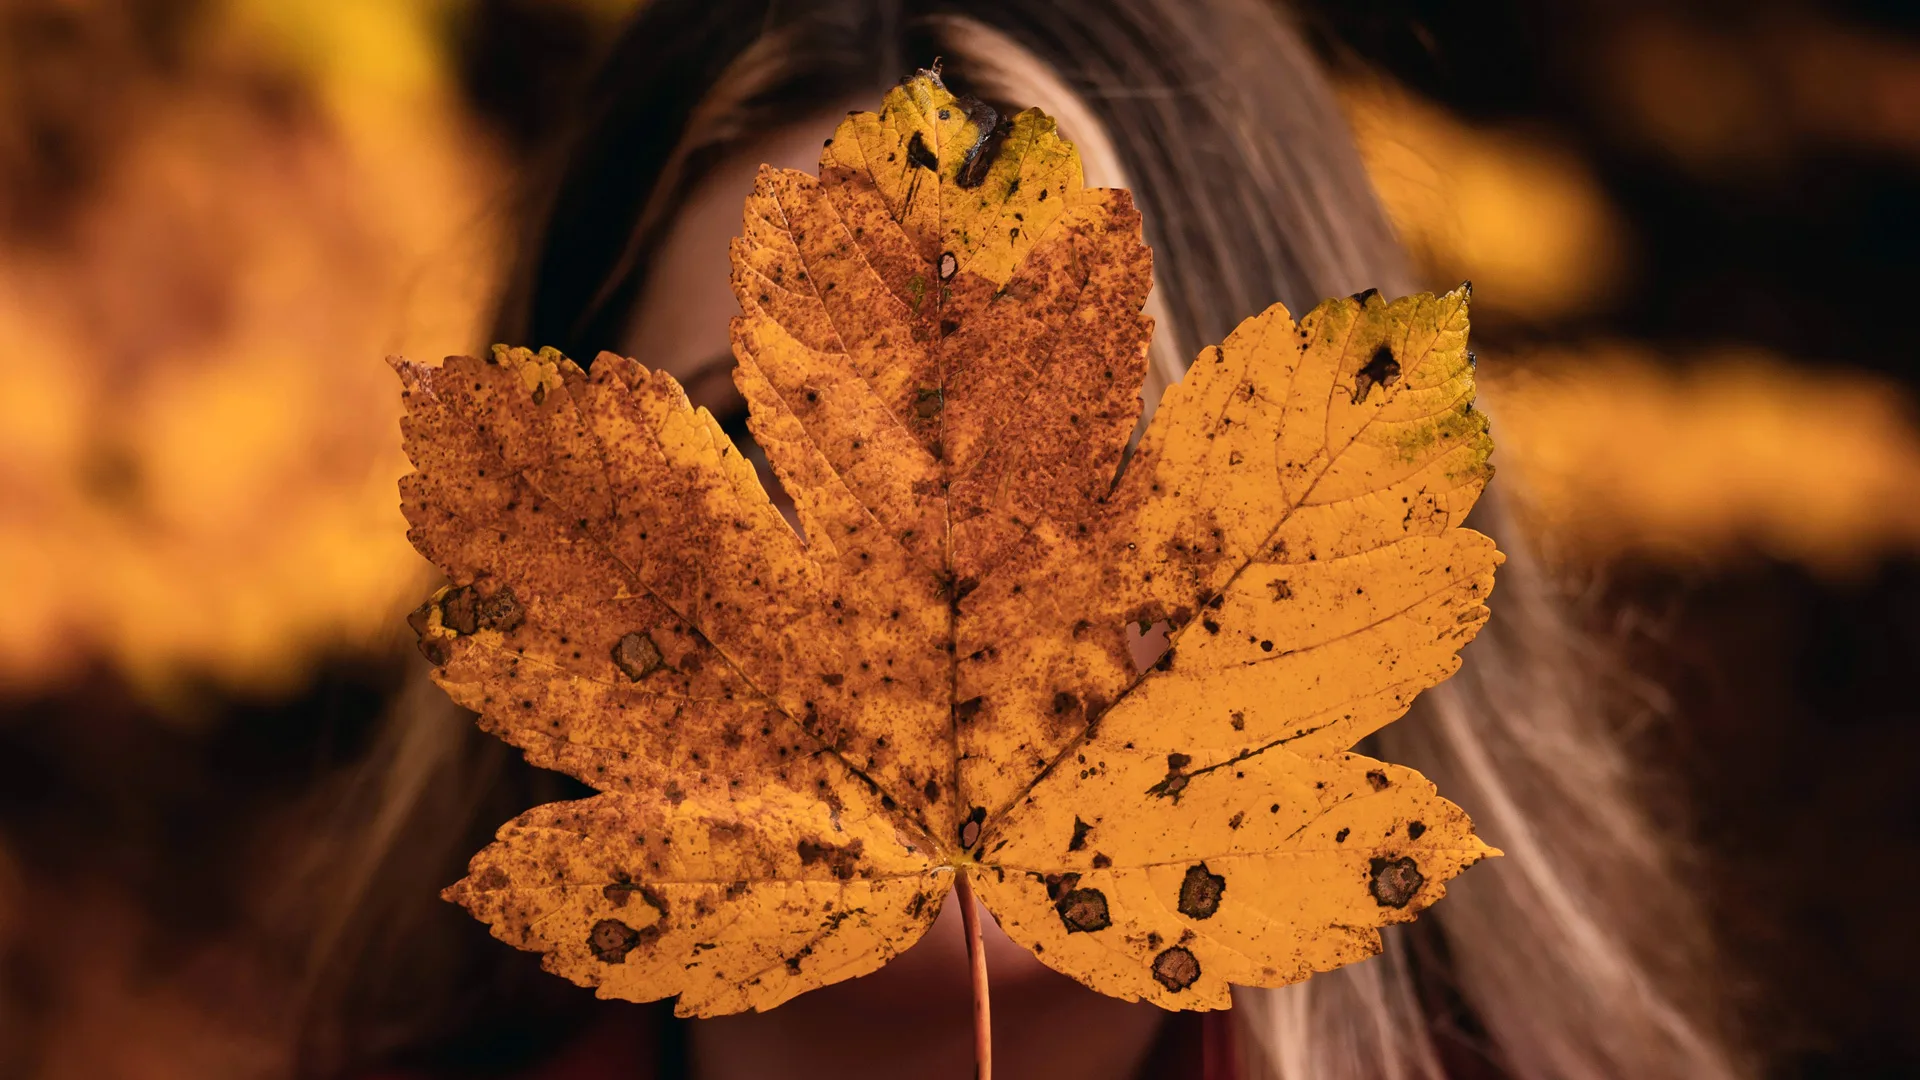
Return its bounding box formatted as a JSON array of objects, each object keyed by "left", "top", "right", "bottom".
[{"left": 1369, "top": 856, "right": 1425, "bottom": 908}]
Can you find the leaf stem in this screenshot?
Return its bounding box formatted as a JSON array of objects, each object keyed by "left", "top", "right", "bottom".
[{"left": 955, "top": 867, "right": 992, "bottom": 1080}]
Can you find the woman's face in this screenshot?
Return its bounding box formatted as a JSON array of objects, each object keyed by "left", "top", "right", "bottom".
[{"left": 621, "top": 111, "right": 1168, "bottom": 1080}]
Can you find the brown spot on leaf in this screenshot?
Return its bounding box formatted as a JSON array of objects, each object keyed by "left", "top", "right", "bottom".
[
  {"left": 477, "top": 587, "right": 525, "bottom": 631},
  {"left": 612, "top": 632, "right": 665, "bottom": 681},
  {"left": 1091, "top": 852, "right": 1112, "bottom": 869},
  {"left": 1068, "top": 816, "right": 1092, "bottom": 852},
  {"left": 905, "top": 131, "right": 938, "bottom": 172},
  {"left": 955, "top": 105, "right": 1007, "bottom": 187},
  {"left": 1043, "top": 872, "right": 1081, "bottom": 901},
  {"left": 1149, "top": 752, "right": 1194, "bottom": 799},
  {"left": 1366, "top": 770, "right": 1391, "bottom": 791},
  {"left": 1267, "top": 579, "right": 1293, "bottom": 602},
  {"left": 627, "top": 883, "right": 669, "bottom": 936},
  {"left": 441, "top": 586, "right": 479, "bottom": 635},
  {"left": 588, "top": 919, "right": 641, "bottom": 963},
  {"left": 1081, "top": 697, "right": 1110, "bottom": 730},
  {"left": 1152, "top": 946, "right": 1201, "bottom": 991},
  {"left": 1177, "top": 863, "right": 1225, "bottom": 919},
  {"left": 1407, "top": 820, "right": 1426, "bottom": 840},
  {"left": 796, "top": 837, "right": 867, "bottom": 880},
  {"left": 1352, "top": 345, "right": 1401, "bottom": 404},
  {"left": 1055, "top": 888, "right": 1111, "bottom": 933},
  {"left": 1369, "top": 856, "right": 1425, "bottom": 908}
]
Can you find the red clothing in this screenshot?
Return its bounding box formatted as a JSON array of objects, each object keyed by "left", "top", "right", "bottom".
[{"left": 364, "top": 1006, "right": 1236, "bottom": 1080}]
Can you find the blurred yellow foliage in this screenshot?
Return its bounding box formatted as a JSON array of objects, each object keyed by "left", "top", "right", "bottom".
[
  {"left": 1341, "top": 77, "right": 1629, "bottom": 320},
  {"left": 1486, "top": 348, "right": 1920, "bottom": 575},
  {"left": 0, "top": 0, "right": 505, "bottom": 696}
]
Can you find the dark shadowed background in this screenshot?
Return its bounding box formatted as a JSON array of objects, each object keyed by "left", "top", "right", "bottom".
[{"left": 1, "top": 1, "right": 1915, "bottom": 1076}]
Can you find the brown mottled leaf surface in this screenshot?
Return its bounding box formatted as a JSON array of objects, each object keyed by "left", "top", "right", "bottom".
[{"left": 398, "top": 71, "right": 1501, "bottom": 1015}]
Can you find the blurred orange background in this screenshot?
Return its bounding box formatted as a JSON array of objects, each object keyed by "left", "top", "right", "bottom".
[{"left": 1, "top": 0, "right": 1915, "bottom": 1076}]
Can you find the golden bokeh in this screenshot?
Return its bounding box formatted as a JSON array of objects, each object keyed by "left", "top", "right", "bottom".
[
  {"left": 1340, "top": 76, "right": 1631, "bottom": 320},
  {"left": 0, "top": 0, "right": 506, "bottom": 695},
  {"left": 1486, "top": 348, "right": 1920, "bottom": 575},
  {"left": 1598, "top": 13, "right": 1920, "bottom": 173}
]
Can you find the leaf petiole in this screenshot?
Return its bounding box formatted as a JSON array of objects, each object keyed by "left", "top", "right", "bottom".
[{"left": 955, "top": 868, "right": 993, "bottom": 1080}]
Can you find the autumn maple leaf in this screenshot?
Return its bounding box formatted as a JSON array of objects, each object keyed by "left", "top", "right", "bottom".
[{"left": 394, "top": 71, "right": 1500, "bottom": 1020}]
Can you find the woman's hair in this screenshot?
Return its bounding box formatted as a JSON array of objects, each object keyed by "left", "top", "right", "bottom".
[{"left": 298, "top": 2, "right": 1745, "bottom": 1077}]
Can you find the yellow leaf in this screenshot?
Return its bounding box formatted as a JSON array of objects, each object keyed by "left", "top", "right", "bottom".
[{"left": 397, "top": 71, "right": 1501, "bottom": 1017}]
